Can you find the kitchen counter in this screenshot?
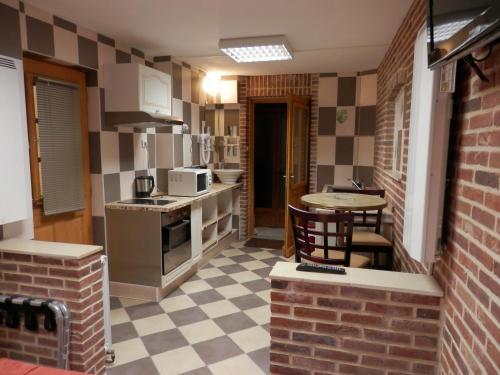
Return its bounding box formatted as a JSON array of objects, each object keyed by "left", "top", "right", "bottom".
[
  {"left": 105, "top": 183, "right": 242, "bottom": 213},
  {"left": 0, "top": 238, "right": 103, "bottom": 259}
]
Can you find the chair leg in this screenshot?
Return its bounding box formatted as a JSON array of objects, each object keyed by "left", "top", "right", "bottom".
[
  {"left": 386, "top": 248, "right": 393, "bottom": 271},
  {"left": 295, "top": 254, "right": 301, "bottom": 263}
]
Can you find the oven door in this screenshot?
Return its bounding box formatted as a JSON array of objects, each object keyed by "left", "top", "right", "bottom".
[{"left": 162, "top": 219, "right": 191, "bottom": 275}]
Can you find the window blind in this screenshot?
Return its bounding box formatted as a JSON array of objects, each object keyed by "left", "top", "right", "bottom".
[{"left": 36, "top": 78, "right": 85, "bottom": 216}]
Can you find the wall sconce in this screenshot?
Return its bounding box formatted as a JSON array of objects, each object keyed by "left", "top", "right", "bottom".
[{"left": 202, "top": 72, "right": 221, "bottom": 96}]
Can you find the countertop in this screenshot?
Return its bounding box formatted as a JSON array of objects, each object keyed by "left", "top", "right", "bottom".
[
  {"left": 105, "top": 183, "right": 242, "bottom": 213},
  {"left": 270, "top": 261, "right": 443, "bottom": 297},
  {"left": 0, "top": 239, "right": 103, "bottom": 260}
]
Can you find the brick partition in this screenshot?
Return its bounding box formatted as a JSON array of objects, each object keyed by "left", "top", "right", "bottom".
[
  {"left": 0, "top": 251, "right": 106, "bottom": 374},
  {"left": 270, "top": 278, "right": 441, "bottom": 375}
]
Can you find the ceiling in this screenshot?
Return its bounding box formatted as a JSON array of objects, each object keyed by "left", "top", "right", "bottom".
[{"left": 26, "top": 0, "right": 412, "bottom": 75}]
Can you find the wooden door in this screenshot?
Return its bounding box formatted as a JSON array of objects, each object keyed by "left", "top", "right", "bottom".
[
  {"left": 283, "top": 94, "right": 310, "bottom": 257},
  {"left": 254, "top": 104, "right": 286, "bottom": 228},
  {"left": 24, "top": 58, "right": 92, "bottom": 244}
]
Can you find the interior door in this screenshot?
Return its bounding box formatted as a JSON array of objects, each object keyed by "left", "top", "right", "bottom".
[
  {"left": 24, "top": 58, "right": 92, "bottom": 244},
  {"left": 283, "top": 94, "right": 310, "bottom": 257}
]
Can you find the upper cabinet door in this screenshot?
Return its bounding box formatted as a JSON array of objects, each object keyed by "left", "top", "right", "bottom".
[{"left": 139, "top": 65, "right": 172, "bottom": 116}]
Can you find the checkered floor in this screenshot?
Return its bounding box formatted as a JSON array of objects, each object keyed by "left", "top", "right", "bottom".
[{"left": 107, "top": 241, "right": 287, "bottom": 375}]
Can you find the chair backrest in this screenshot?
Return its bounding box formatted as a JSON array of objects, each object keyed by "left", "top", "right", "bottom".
[
  {"left": 328, "top": 186, "right": 385, "bottom": 234},
  {"left": 288, "top": 205, "right": 354, "bottom": 266}
]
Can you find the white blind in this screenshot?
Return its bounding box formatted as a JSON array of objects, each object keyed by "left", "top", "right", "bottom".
[{"left": 36, "top": 78, "right": 85, "bottom": 216}]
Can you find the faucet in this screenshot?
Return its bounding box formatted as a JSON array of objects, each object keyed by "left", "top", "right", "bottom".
[{"left": 351, "top": 179, "right": 364, "bottom": 190}]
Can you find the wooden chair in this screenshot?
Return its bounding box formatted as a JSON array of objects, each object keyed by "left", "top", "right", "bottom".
[
  {"left": 328, "top": 186, "right": 393, "bottom": 270},
  {"left": 288, "top": 205, "right": 370, "bottom": 268}
]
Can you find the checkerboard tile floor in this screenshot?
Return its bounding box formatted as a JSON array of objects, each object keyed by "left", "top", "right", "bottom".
[{"left": 107, "top": 242, "right": 287, "bottom": 375}]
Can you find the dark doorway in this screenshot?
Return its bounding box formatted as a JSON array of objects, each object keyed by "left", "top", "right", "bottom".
[{"left": 253, "top": 103, "right": 287, "bottom": 230}]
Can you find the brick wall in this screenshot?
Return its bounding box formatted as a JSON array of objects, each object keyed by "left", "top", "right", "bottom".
[
  {"left": 237, "top": 74, "right": 320, "bottom": 238},
  {"left": 0, "top": 251, "right": 105, "bottom": 374},
  {"left": 373, "top": 0, "right": 500, "bottom": 373},
  {"left": 269, "top": 279, "right": 441, "bottom": 374}
]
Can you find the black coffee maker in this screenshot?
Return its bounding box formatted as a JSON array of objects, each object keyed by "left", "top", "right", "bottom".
[{"left": 135, "top": 176, "right": 155, "bottom": 197}]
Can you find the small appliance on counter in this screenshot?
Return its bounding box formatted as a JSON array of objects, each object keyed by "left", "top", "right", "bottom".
[
  {"left": 168, "top": 167, "right": 212, "bottom": 197},
  {"left": 135, "top": 176, "right": 155, "bottom": 197}
]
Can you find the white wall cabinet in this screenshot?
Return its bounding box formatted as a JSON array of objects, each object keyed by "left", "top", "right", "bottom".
[
  {"left": 0, "top": 56, "right": 33, "bottom": 232},
  {"left": 104, "top": 63, "right": 172, "bottom": 117}
]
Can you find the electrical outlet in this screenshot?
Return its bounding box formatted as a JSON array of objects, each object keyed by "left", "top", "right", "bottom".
[{"left": 141, "top": 139, "right": 148, "bottom": 149}]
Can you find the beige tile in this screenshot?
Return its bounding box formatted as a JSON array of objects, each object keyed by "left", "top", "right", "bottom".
[
  {"left": 229, "top": 270, "right": 261, "bottom": 283},
  {"left": 250, "top": 251, "right": 276, "bottom": 260},
  {"left": 160, "top": 295, "right": 195, "bottom": 313},
  {"left": 209, "top": 354, "right": 265, "bottom": 375},
  {"left": 216, "top": 284, "right": 252, "bottom": 299},
  {"left": 77, "top": 25, "right": 97, "bottom": 41},
  {"left": 229, "top": 326, "right": 269, "bottom": 353},
  {"left": 231, "top": 241, "right": 246, "bottom": 248},
  {"left": 359, "top": 74, "right": 378, "bottom": 106},
  {"left": 100, "top": 131, "right": 120, "bottom": 174},
  {"left": 110, "top": 308, "right": 129, "bottom": 326},
  {"left": 25, "top": 3, "right": 52, "bottom": 22},
  {"left": 334, "top": 165, "right": 354, "bottom": 186},
  {"left": 197, "top": 267, "right": 225, "bottom": 279},
  {"left": 133, "top": 133, "right": 148, "bottom": 171},
  {"left": 172, "top": 98, "right": 183, "bottom": 118},
  {"left": 221, "top": 248, "right": 245, "bottom": 257},
  {"left": 199, "top": 299, "right": 240, "bottom": 319},
  {"left": 191, "top": 103, "right": 200, "bottom": 134},
  {"left": 255, "top": 290, "right": 271, "bottom": 304},
  {"left": 240, "top": 260, "right": 268, "bottom": 271},
  {"left": 119, "top": 171, "right": 135, "bottom": 200},
  {"left": 179, "top": 279, "right": 211, "bottom": 294},
  {"left": 244, "top": 305, "right": 270, "bottom": 325},
  {"left": 317, "top": 136, "right": 335, "bottom": 165},
  {"left": 156, "top": 134, "right": 174, "bottom": 169},
  {"left": 54, "top": 27, "right": 78, "bottom": 65},
  {"left": 179, "top": 319, "right": 225, "bottom": 344},
  {"left": 110, "top": 338, "right": 148, "bottom": 367},
  {"left": 152, "top": 346, "right": 205, "bottom": 375},
  {"left": 132, "top": 313, "right": 175, "bottom": 336},
  {"left": 210, "top": 257, "right": 235, "bottom": 267},
  {"left": 119, "top": 297, "right": 148, "bottom": 307},
  {"left": 354, "top": 136, "right": 375, "bottom": 166},
  {"left": 90, "top": 174, "right": 104, "bottom": 217},
  {"left": 319, "top": 76, "right": 338, "bottom": 107},
  {"left": 335, "top": 106, "right": 356, "bottom": 136}
]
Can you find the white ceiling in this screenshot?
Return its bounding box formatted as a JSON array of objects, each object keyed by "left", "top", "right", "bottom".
[{"left": 26, "top": 0, "right": 412, "bottom": 75}]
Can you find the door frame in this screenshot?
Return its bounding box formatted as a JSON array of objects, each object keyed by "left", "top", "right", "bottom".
[{"left": 23, "top": 57, "right": 93, "bottom": 244}]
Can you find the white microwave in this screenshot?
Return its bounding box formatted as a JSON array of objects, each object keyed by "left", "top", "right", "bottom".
[{"left": 168, "top": 168, "right": 213, "bottom": 196}]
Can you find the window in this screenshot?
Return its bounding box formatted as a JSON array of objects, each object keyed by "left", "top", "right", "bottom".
[{"left": 391, "top": 88, "right": 405, "bottom": 179}]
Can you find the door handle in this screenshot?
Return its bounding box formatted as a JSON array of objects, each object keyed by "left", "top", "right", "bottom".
[{"left": 282, "top": 175, "right": 295, "bottom": 179}]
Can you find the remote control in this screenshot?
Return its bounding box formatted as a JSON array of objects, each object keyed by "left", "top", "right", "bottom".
[{"left": 296, "top": 263, "right": 346, "bottom": 275}]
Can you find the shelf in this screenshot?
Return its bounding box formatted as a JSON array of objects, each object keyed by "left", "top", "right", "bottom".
[
  {"left": 202, "top": 217, "right": 217, "bottom": 229},
  {"left": 202, "top": 238, "right": 217, "bottom": 251},
  {"left": 217, "top": 211, "right": 231, "bottom": 221},
  {"left": 217, "top": 229, "right": 232, "bottom": 240}
]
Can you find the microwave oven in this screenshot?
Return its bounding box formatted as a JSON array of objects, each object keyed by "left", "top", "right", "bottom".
[{"left": 167, "top": 168, "right": 213, "bottom": 196}]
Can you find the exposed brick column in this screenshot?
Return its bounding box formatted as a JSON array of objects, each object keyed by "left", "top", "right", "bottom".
[
  {"left": 0, "top": 251, "right": 106, "bottom": 374},
  {"left": 270, "top": 278, "right": 441, "bottom": 375}
]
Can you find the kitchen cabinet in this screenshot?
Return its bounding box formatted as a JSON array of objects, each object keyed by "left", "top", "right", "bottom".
[{"left": 104, "top": 63, "right": 172, "bottom": 117}]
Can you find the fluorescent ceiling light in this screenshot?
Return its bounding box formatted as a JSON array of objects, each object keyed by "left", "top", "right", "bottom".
[{"left": 219, "top": 35, "right": 293, "bottom": 63}]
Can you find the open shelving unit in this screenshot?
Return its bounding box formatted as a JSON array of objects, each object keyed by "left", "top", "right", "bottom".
[{"left": 200, "top": 189, "right": 235, "bottom": 252}]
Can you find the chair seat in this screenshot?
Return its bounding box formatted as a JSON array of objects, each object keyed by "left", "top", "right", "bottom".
[
  {"left": 307, "top": 249, "right": 371, "bottom": 268},
  {"left": 352, "top": 231, "right": 391, "bottom": 247}
]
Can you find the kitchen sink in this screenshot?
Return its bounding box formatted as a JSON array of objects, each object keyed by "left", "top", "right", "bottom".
[{"left": 118, "top": 198, "right": 176, "bottom": 206}]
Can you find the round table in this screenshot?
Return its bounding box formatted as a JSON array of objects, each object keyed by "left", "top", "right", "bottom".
[{"left": 300, "top": 192, "right": 387, "bottom": 211}]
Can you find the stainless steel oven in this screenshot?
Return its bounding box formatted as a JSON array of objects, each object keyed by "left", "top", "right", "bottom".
[{"left": 161, "top": 207, "right": 191, "bottom": 275}]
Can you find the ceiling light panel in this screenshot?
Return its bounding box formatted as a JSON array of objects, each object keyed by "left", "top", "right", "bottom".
[{"left": 219, "top": 35, "right": 293, "bottom": 63}]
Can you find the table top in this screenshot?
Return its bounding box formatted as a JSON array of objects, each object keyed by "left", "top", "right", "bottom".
[{"left": 301, "top": 192, "right": 387, "bottom": 211}]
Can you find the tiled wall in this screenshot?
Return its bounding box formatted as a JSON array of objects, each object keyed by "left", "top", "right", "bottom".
[
  {"left": 374, "top": 0, "right": 500, "bottom": 373},
  {"left": 316, "top": 71, "right": 377, "bottom": 191}
]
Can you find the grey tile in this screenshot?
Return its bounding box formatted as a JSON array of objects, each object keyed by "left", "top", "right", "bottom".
[
  {"left": 167, "top": 287, "right": 185, "bottom": 298},
  {"left": 191, "top": 70, "right": 200, "bottom": 105},
  {"left": 116, "top": 49, "right": 131, "bottom": 64},
  {"left": 218, "top": 264, "right": 247, "bottom": 275},
  {"left": 192, "top": 137, "right": 200, "bottom": 165},
  {"left": 183, "top": 101, "right": 192, "bottom": 127},
  {"left": 147, "top": 134, "right": 156, "bottom": 168},
  {"left": 337, "top": 77, "right": 356, "bottom": 106},
  {"left": 145, "top": 60, "right": 154, "bottom": 68},
  {"left": 153, "top": 55, "right": 171, "bottom": 62},
  {"left": 353, "top": 166, "right": 374, "bottom": 186},
  {"left": 248, "top": 347, "right": 270, "bottom": 373},
  {"left": 110, "top": 297, "right": 122, "bottom": 310},
  {"left": 100, "top": 88, "right": 114, "bottom": 131},
  {"left": 335, "top": 137, "right": 354, "bottom": 165},
  {"left": 252, "top": 266, "right": 273, "bottom": 278},
  {"left": 53, "top": 16, "right": 76, "bottom": 33},
  {"left": 192, "top": 336, "right": 243, "bottom": 365},
  {"left": 19, "top": 1, "right": 24, "bottom": 13},
  {"left": 103, "top": 173, "right": 121, "bottom": 203},
  {"left": 135, "top": 170, "right": 147, "bottom": 177},
  {"left": 224, "top": 110, "right": 239, "bottom": 135},
  {"left": 26, "top": 16, "right": 54, "bottom": 57},
  {"left": 107, "top": 357, "right": 160, "bottom": 375},
  {"left": 111, "top": 322, "right": 138, "bottom": 343},
  {"left": 156, "top": 168, "right": 170, "bottom": 193},
  {"left": 355, "top": 106, "right": 376, "bottom": 136},
  {"left": 88, "top": 132, "right": 101, "bottom": 174},
  {"left": 86, "top": 70, "right": 98, "bottom": 87},
  {"left": 229, "top": 254, "right": 255, "bottom": 263},
  {"left": 172, "top": 63, "right": 182, "bottom": 100},
  {"left": 0, "top": 3, "right": 22, "bottom": 59},
  {"left": 92, "top": 216, "right": 105, "bottom": 247},
  {"left": 119, "top": 133, "right": 134, "bottom": 171},
  {"left": 78, "top": 36, "right": 98, "bottom": 69},
  {"left": 131, "top": 48, "right": 145, "bottom": 58},
  {"left": 168, "top": 306, "right": 209, "bottom": 327},
  {"left": 205, "top": 275, "right": 237, "bottom": 288},
  {"left": 214, "top": 312, "right": 257, "bottom": 334},
  {"left": 97, "top": 33, "right": 115, "bottom": 47},
  {"left": 242, "top": 279, "right": 271, "bottom": 293},
  {"left": 261, "top": 256, "right": 282, "bottom": 266},
  {"left": 125, "top": 302, "right": 164, "bottom": 321},
  {"left": 180, "top": 367, "right": 211, "bottom": 375},
  {"left": 174, "top": 134, "right": 183, "bottom": 167},
  {"left": 232, "top": 215, "right": 239, "bottom": 230},
  {"left": 318, "top": 107, "right": 336, "bottom": 136},
  {"left": 320, "top": 72, "right": 338, "bottom": 77},
  {"left": 316, "top": 165, "right": 334, "bottom": 192},
  {"left": 229, "top": 294, "right": 267, "bottom": 311},
  {"left": 189, "top": 289, "right": 224, "bottom": 305},
  {"left": 205, "top": 110, "right": 215, "bottom": 133},
  {"left": 141, "top": 328, "right": 189, "bottom": 356}
]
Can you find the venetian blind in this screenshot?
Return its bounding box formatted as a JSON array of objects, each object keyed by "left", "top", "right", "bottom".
[{"left": 36, "top": 78, "right": 84, "bottom": 216}]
